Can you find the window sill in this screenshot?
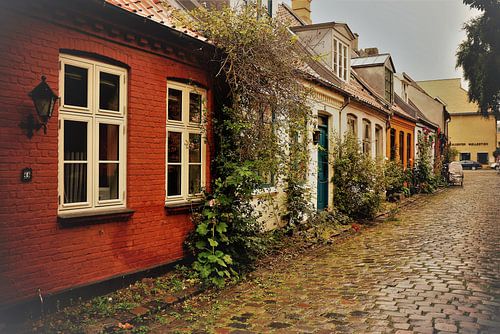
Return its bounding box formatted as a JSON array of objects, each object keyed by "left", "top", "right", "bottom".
[
  {"left": 165, "top": 199, "right": 204, "bottom": 215},
  {"left": 58, "top": 208, "right": 135, "bottom": 227}
]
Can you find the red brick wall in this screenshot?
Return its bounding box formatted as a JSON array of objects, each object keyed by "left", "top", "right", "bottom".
[{"left": 0, "top": 8, "right": 212, "bottom": 306}]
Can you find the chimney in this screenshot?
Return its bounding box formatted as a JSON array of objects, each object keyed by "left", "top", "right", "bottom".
[
  {"left": 364, "top": 47, "right": 379, "bottom": 56},
  {"left": 352, "top": 33, "right": 359, "bottom": 52},
  {"left": 291, "top": 0, "right": 312, "bottom": 25}
]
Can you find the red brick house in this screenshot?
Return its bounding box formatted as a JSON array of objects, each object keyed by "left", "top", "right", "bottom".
[{"left": 0, "top": 0, "right": 216, "bottom": 311}]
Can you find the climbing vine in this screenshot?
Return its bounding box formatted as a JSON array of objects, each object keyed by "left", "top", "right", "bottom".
[{"left": 179, "top": 4, "right": 312, "bottom": 286}]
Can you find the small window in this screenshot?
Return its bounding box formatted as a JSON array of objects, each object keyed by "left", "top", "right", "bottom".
[
  {"left": 399, "top": 131, "right": 405, "bottom": 165},
  {"left": 362, "top": 119, "right": 371, "bottom": 155},
  {"left": 390, "top": 129, "right": 396, "bottom": 160},
  {"left": 168, "top": 88, "right": 183, "bottom": 121},
  {"left": 460, "top": 152, "right": 471, "bottom": 161},
  {"left": 375, "top": 125, "right": 383, "bottom": 158},
  {"left": 477, "top": 153, "right": 488, "bottom": 164},
  {"left": 189, "top": 93, "right": 202, "bottom": 123},
  {"left": 385, "top": 67, "right": 393, "bottom": 103},
  {"left": 333, "top": 38, "right": 349, "bottom": 81},
  {"left": 167, "top": 131, "right": 182, "bottom": 197},
  {"left": 63, "top": 120, "right": 88, "bottom": 204},
  {"left": 64, "top": 64, "right": 88, "bottom": 108},
  {"left": 347, "top": 114, "right": 357, "bottom": 137},
  {"left": 166, "top": 82, "right": 207, "bottom": 203},
  {"left": 406, "top": 133, "right": 412, "bottom": 168},
  {"left": 188, "top": 134, "right": 202, "bottom": 194},
  {"left": 99, "top": 72, "right": 120, "bottom": 111},
  {"left": 98, "top": 123, "right": 120, "bottom": 201}
]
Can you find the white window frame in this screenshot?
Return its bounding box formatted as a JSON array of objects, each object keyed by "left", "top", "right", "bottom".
[
  {"left": 347, "top": 113, "right": 358, "bottom": 137},
  {"left": 58, "top": 54, "right": 127, "bottom": 213},
  {"left": 333, "top": 38, "right": 349, "bottom": 82},
  {"left": 362, "top": 119, "right": 371, "bottom": 155},
  {"left": 375, "top": 124, "right": 383, "bottom": 158},
  {"left": 385, "top": 67, "right": 394, "bottom": 103},
  {"left": 166, "top": 81, "right": 207, "bottom": 204}
]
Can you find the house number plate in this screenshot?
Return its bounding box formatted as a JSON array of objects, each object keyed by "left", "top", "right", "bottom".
[{"left": 21, "top": 167, "right": 32, "bottom": 182}]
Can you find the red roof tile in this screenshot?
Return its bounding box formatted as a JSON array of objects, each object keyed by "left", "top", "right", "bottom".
[{"left": 104, "top": 0, "right": 210, "bottom": 42}]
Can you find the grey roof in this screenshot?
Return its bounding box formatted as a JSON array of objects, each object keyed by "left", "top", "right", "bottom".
[{"left": 351, "top": 54, "right": 390, "bottom": 67}]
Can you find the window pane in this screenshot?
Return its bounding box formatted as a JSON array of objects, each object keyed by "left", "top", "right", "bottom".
[
  {"left": 167, "top": 165, "right": 181, "bottom": 196},
  {"left": 189, "top": 93, "right": 202, "bottom": 123},
  {"left": 168, "top": 132, "right": 182, "bottom": 163},
  {"left": 99, "top": 124, "right": 119, "bottom": 161},
  {"left": 189, "top": 133, "right": 201, "bottom": 163},
  {"left": 64, "top": 64, "right": 88, "bottom": 107},
  {"left": 64, "top": 163, "right": 87, "bottom": 203},
  {"left": 64, "top": 120, "right": 87, "bottom": 160},
  {"left": 168, "top": 88, "right": 182, "bottom": 121},
  {"left": 333, "top": 40, "right": 338, "bottom": 73},
  {"left": 477, "top": 153, "right": 488, "bottom": 164},
  {"left": 189, "top": 165, "right": 201, "bottom": 194},
  {"left": 99, "top": 163, "right": 119, "bottom": 200},
  {"left": 100, "top": 72, "right": 120, "bottom": 111}
]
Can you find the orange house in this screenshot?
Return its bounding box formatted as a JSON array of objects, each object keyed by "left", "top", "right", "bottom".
[{"left": 387, "top": 107, "right": 416, "bottom": 168}]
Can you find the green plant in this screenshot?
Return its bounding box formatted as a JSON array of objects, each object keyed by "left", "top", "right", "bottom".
[
  {"left": 180, "top": 4, "right": 312, "bottom": 287},
  {"left": 331, "top": 133, "right": 385, "bottom": 220},
  {"left": 414, "top": 130, "right": 437, "bottom": 193},
  {"left": 384, "top": 160, "right": 406, "bottom": 198}
]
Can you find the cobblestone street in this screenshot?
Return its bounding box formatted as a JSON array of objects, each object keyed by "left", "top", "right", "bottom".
[{"left": 154, "top": 171, "right": 500, "bottom": 334}]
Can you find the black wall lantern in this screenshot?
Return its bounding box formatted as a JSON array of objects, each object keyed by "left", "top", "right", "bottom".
[{"left": 20, "top": 76, "right": 58, "bottom": 138}]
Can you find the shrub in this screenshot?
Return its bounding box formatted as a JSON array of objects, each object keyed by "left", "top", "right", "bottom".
[
  {"left": 384, "top": 160, "right": 407, "bottom": 198},
  {"left": 414, "top": 130, "right": 436, "bottom": 193},
  {"left": 331, "top": 133, "right": 385, "bottom": 220},
  {"left": 187, "top": 160, "right": 268, "bottom": 287}
]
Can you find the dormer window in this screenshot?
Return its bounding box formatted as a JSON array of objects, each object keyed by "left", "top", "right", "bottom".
[
  {"left": 385, "top": 67, "right": 393, "bottom": 103},
  {"left": 402, "top": 81, "right": 408, "bottom": 103},
  {"left": 334, "top": 38, "right": 349, "bottom": 81},
  {"left": 291, "top": 22, "right": 356, "bottom": 83}
]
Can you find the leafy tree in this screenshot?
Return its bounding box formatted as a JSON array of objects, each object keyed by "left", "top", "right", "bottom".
[{"left": 456, "top": 0, "right": 499, "bottom": 116}]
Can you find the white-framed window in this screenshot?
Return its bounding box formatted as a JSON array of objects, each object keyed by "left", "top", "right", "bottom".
[
  {"left": 333, "top": 38, "right": 349, "bottom": 82},
  {"left": 58, "top": 54, "right": 127, "bottom": 213},
  {"left": 385, "top": 67, "right": 394, "bottom": 103},
  {"left": 375, "top": 124, "right": 383, "bottom": 158},
  {"left": 362, "top": 119, "right": 371, "bottom": 155},
  {"left": 347, "top": 113, "right": 358, "bottom": 137},
  {"left": 166, "top": 81, "right": 206, "bottom": 203}
]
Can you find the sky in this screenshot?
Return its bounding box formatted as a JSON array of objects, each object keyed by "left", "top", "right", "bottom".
[{"left": 282, "top": 0, "right": 481, "bottom": 86}]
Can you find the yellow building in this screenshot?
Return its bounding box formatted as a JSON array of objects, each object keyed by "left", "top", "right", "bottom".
[{"left": 417, "top": 78, "right": 497, "bottom": 165}]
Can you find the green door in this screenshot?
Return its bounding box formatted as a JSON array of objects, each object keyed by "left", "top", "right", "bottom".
[{"left": 317, "top": 117, "right": 328, "bottom": 210}]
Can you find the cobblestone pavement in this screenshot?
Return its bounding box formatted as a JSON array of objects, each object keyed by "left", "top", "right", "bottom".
[{"left": 153, "top": 171, "right": 500, "bottom": 334}]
